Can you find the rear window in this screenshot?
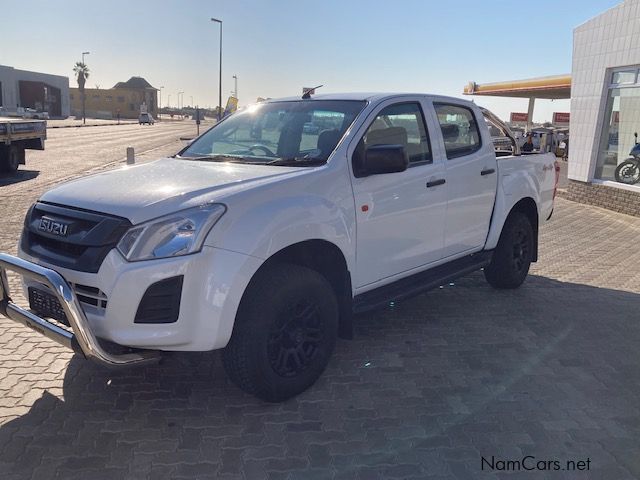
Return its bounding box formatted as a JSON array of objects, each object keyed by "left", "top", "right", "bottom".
[{"left": 434, "top": 103, "right": 482, "bottom": 159}]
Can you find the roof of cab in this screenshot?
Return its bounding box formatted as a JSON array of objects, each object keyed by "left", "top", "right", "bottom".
[{"left": 264, "top": 92, "right": 472, "bottom": 104}]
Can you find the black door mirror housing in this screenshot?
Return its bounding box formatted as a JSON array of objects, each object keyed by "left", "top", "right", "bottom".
[{"left": 360, "top": 144, "right": 408, "bottom": 176}]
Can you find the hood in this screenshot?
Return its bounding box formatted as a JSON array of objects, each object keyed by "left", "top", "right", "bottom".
[{"left": 40, "top": 158, "right": 303, "bottom": 224}]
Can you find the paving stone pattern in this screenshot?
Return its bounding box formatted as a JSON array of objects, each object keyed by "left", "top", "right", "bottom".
[{"left": 0, "top": 136, "right": 639, "bottom": 479}]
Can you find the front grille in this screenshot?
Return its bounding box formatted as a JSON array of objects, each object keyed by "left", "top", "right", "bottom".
[
  {"left": 28, "top": 286, "right": 68, "bottom": 325},
  {"left": 71, "top": 283, "right": 108, "bottom": 310},
  {"left": 29, "top": 233, "right": 88, "bottom": 257},
  {"left": 28, "top": 282, "right": 108, "bottom": 326},
  {"left": 21, "top": 202, "right": 131, "bottom": 273}
]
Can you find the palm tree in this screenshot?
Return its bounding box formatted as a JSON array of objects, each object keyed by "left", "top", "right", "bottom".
[{"left": 73, "top": 62, "right": 90, "bottom": 124}]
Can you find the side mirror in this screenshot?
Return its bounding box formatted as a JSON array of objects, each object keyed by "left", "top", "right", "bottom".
[{"left": 361, "top": 144, "right": 408, "bottom": 176}]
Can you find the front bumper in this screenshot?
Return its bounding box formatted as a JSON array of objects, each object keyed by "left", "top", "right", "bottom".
[
  {"left": 0, "top": 253, "right": 159, "bottom": 367},
  {"left": 18, "top": 247, "right": 263, "bottom": 351}
]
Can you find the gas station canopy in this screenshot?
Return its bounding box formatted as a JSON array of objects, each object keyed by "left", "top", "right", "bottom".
[{"left": 463, "top": 74, "right": 572, "bottom": 100}]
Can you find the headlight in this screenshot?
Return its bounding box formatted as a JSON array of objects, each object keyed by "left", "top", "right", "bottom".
[{"left": 117, "top": 204, "right": 226, "bottom": 261}]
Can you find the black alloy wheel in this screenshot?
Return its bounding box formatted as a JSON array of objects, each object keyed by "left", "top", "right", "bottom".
[
  {"left": 484, "top": 211, "right": 534, "bottom": 289},
  {"left": 267, "top": 300, "right": 324, "bottom": 378},
  {"left": 512, "top": 226, "right": 530, "bottom": 275},
  {"left": 223, "top": 263, "right": 339, "bottom": 402}
]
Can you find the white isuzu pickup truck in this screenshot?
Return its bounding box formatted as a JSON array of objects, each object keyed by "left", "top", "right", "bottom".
[{"left": 0, "top": 93, "right": 559, "bottom": 401}]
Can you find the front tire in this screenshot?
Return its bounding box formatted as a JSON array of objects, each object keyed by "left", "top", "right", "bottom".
[
  {"left": 614, "top": 159, "right": 640, "bottom": 184},
  {"left": 223, "top": 263, "right": 339, "bottom": 402},
  {"left": 484, "top": 212, "right": 534, "bottom": 289}
]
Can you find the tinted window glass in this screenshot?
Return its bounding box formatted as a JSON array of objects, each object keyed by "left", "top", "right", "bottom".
[
  {"left": 434, "top": 103, "right": 482, "bottom": 159},
  {"left": 359, "top": 102, "right": 432, "bottom": 165}
]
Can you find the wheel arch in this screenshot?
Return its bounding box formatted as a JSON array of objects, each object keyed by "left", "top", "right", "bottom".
[
  {"left": 237, "top": 239, "right": 354, "bottom": 340},
  {"left": 504, "top": 197, "right": 539, "bottom": 262}
]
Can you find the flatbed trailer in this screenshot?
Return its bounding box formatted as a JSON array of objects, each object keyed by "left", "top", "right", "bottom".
[{"left": 0, "top": 118, "right": 47, "bottom": 173}]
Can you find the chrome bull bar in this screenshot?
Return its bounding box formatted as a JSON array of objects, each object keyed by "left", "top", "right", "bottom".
[{"left": 0, "top": 253, "right": 160, "bottom": 367}]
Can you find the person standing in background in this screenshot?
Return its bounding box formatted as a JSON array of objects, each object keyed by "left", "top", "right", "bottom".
[
  {"left": 563, "top": 137, "right": 569, "bottom": 161},
  {"left": 522, "top": 134, "right": 535, "bottom": 153}
]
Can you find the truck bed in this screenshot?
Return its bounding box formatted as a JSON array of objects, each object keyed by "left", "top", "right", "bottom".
[
  {"left": 0, "top": 118, "right": 47, "bottom": 143},
  {"left": 497, "top": 152, "right": 557, "bottom": 222}
]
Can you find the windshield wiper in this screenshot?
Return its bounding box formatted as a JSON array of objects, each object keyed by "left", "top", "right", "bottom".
[
  {"left": 266, "top": 157, "right": 327, "bottom": 167},
  {"left": 176, "top": 154, "right": 257, "bottom": 164},
  {"left": 176, "top": 154, "right": 326, "bottom": 167}
]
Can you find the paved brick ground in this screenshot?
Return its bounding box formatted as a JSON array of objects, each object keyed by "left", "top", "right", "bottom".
[{"left": 1, "top": 141, "right": 640, "bottom": 479}]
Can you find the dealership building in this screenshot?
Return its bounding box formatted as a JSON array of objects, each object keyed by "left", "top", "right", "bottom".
[
  {"left": 466, "top": 0, "right": 640, "bottom": 217},
  {"left": 0, "top": 65, "right": 70, "bottom": 118},
  {"left": 564, "top": 0, "right": 640, "bottom": 216}
]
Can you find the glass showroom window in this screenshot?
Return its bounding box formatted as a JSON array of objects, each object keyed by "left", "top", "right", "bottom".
[{"left": 596, "top": 67, "right": 640, "bottom": 184}]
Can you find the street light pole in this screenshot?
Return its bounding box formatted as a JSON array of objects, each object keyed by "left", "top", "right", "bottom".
[
  {"left": 80, "top": 52, "right": 90, "bottom": 125},
  {"left": 211, "top": 18, "right": 223, "bottom": 121},
  {"left": 190, "top": 96, "right": 194, "bottom": 108},
  {"left": 178, "top": 91, "right": 184, "bottom": 118},
  {"left": 167, "top": 94, "right": 171, "bottom": 109},
  {"left": 233, "top": 75, "right": 238, "bottom": 99},
  {"left": 159, "top": 86, "right": 164, "bottom": 121}
]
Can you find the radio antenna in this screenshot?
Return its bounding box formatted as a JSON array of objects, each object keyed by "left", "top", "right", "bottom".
[{"left": 302, "top": 85, "right": 323, "bottom": 99}]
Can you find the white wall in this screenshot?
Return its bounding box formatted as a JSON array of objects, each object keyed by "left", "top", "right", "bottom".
[
  {"left": 569, "top": 0, "right": 640, "bottom": 182},
  {"left": 0, "top": 65, "right": 19, "bottom": 109}
]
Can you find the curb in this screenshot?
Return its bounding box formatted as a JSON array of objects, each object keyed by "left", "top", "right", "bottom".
[
  {"left": 47, "top": 119, "right": 195, "bottom": 129},
  {"left": 48, "top": 122, "right": 137, "bottom": 129}
]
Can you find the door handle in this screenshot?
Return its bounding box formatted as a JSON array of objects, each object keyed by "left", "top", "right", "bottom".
[
  {"left": 426, "top": 178, "right": 446, "bottom": 188},
  {"left": 481, "top": 168, "right": 496, "bottom": 176}
]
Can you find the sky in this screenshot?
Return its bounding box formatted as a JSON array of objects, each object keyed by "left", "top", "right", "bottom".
[{"left": 2, "top": 0, "right": 622, "bottom": 122}]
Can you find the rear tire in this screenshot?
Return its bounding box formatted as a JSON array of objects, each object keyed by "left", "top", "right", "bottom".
[
  {"left": 0, "top": 145, "right": 21, "bottom": 173},
  {"left": 614, "top": 159, "right": 640, "bottom": 184},
  {"left": 484, "top": 212, "right": 534, "bottom": 289},
  {"left": 223, "top": 263, "right": 339, "bottom": 402}
]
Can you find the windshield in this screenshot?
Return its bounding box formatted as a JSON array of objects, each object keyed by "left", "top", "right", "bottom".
[{"left": 180, "top": 100, "right": 366, "bottom": 166}]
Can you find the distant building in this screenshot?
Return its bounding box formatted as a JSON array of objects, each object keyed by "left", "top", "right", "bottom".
[
  {"left": 70, "top": 76, "right": 158, "bottom": 119},
  {"left": 0, "top": 65, "right": 70, "bottom": 118}
]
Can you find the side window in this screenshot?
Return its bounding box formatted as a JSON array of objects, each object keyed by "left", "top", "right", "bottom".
[
  {"left": 434, "top": 103, "right": 482, "bottom": 159},
  {"left": 356, "top": 102, "right": 432, "bottom": 168}
]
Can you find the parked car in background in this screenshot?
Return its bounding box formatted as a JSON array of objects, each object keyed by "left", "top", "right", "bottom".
[
  {"left": 139, "top": 113, "right": 155, "bottom": 125},
  {"left": 22, "top": 108, "right": 49, "bottom": 120},
  {"left": 0, "top": 107, "right": 49, "bottom": 120}
]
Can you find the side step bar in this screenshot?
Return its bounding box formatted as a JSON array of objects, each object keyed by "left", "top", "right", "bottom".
[
  {"left": 353, "top": 251, "right": 492, "bottom": 314},
  {"left": 0, "top": 253, "right": 160, "bottom": 367}
]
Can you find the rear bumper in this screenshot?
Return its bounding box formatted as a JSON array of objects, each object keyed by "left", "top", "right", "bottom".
[{"left": 0, "top": 253, "right": 159, "bottom": 367}]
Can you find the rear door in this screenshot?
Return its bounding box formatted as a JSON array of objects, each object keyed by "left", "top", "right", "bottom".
[
  {"left": 430, "top": 102, "right": 497, "bottom": 257},
  {"left": 350, "top": 99, "right": 447, "bottom": 288}
]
